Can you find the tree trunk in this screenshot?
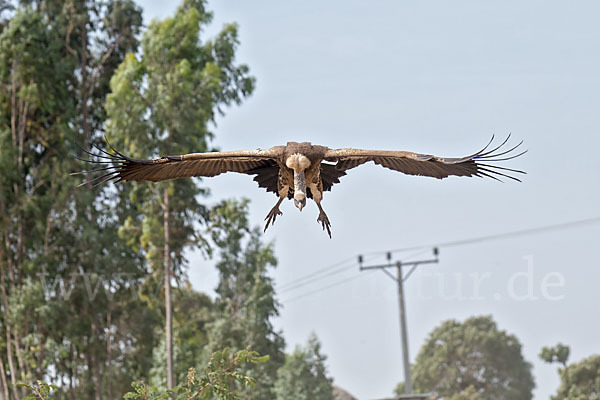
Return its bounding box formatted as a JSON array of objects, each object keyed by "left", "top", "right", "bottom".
[
  {"left": 89, "top": 317, "right": 102, "bottom": 400},
  {"left": 0, "top": 353, "right": 9, "bottom": 400},
  {"left": 3, "top": 330, "right": 18, "bottom": 400},
  {"left": 13, "top": 331, "right": 26, "bottom": 391},
  {"left": 80, "top": 21, "right": 90, "bottom": 143},
  {"left": 106, "top": 308, "right": 112, "bottom": 400},
  {"left": 93, "top": 353, "right": 102, "bottom": 400},
  {"left": 69, "top": 343, "right": 75, "bottom": 400},
  {"left": 15, "top": 97, "right": 28, "bottom": 286},
  {"left": 85, "top": 336, "right": 94, "bottom": 400},
  {"left": 0, "top": 271, "right": 19, "bottom": 400},
  {"left": 163, "top": 187, "right": 174, "bottom": 390}
]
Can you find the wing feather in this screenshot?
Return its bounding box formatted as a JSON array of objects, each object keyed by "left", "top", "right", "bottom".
[
  {"left": 74, "top": 145, "right": 280, "bottom": 185},
  {"left": 320, "top": 163, "right": 347, "bottom": 192},
  {"left": 323, "top": 136, "right": 526, "bottom": 181},
  {"left": 244, "top": 160, "right": 282, "bottom": 196}
]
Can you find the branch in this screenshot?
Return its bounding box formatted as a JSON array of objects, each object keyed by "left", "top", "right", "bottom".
[{"left": 65, "top": 5, "right": 77, "bottom": 57}]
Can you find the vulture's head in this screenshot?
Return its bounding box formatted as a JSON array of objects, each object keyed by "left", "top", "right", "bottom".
[{"left": 294, "top": 193, "right": 306, "bottom": 211}]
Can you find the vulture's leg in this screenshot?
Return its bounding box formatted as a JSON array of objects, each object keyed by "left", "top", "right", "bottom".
[
  {"left": 308, "top": 181, "right": 332, "bottom": 238},
  {"left": 264, "top": 183, "right": 289, "bottom": 232},
  {"left": 264, "top": 196, "right": 284, "bottom": 232}
]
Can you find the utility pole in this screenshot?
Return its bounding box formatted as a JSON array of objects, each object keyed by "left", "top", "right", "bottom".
[
  {"left": 396, "top": 260, "right": 411, "bottom": 394},
  {"left": 359, "top": 248, "right": 439, "bottom": 395}
]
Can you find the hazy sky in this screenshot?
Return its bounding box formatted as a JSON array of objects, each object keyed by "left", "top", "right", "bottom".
[{"left": 136, "top": 1, "right": 600, "bottom": 399}]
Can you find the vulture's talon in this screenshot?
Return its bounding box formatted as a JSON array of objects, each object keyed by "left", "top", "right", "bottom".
[
  {"left": 264, "top": 206, "right": 283, "bottom": 232},
  {"left": 317, "top": 211, "right": 332, "bottom": 238}
]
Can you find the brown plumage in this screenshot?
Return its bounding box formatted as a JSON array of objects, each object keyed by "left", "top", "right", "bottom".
[{"left": 75, "top": 136, "right": 526, "bottom": 237}]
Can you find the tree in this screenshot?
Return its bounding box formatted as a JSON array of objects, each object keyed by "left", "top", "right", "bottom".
[
  {"left": 541, "top": 344, "right": 600, "bottom": 400},
  {"left": 407, "top": 315, "right": 535, "bottom": 400},
  {"left": 0, "top": 1, "right": 146, "bottom": 398},
  {"left": 273, "top": 334, "right": 334, "bottom": 400},
  {"left": 206, "top": 199, "right": 285, "bottom": 400},
  {"left": 105, "top": 0, "right": 254, "bottom": 390}
]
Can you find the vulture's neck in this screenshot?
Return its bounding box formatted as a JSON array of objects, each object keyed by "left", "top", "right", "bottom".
[{"left": 286, "top": 153, "right": 311, "bottom": 200}]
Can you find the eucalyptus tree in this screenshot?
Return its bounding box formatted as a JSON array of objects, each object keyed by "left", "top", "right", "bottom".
[
  {"left": 104, "top": 0, "right": 254, "bottom": 390},
  {"left": 0, "top": 1, "right": 145, "bottom": 398}
]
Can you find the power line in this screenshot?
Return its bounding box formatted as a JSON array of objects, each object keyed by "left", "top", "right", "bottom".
[
  {"left": 277, "top": 256, "right": 355, "bottom": 291},
  {"left": 365, "top": 215, "right": 600, "bottom": 256},
  {"left": 278, "top": 262, "right": 356, "bottom": 294},
  {"left": 281, "top": 271, "right": 373, "bottom": 304},
  {"left": 277, "top": 253, "right": 382, "bottom": 293}
]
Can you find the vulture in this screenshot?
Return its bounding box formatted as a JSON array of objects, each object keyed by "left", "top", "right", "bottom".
[{"left": 76, "top": 136, "right": 525, "bottom": 237}]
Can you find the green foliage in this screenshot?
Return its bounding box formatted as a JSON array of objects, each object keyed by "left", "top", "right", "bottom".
[
  {"left": 124, "top": 347, "right": 269, "bottom": 400},
  {"left": 0, "top": 1, "right": 147, "bottom": 398},
  {"left": 393, "top": 382, "right": 406, "bottom": 396},
  {"left": 273, "top": 334, "right": 334, "bottom": 400},
  {"left": 541, "top": 344, "right": 600, "bottom": 400},
  {"left": 123, "top": 382, "right": 170, "bottom": 400},
  {"left": 445, "top": 386, "right": 485, "bottom": 400},
  {"left": 105, "top": 0, "right": 254, "bottom": 160},
  {"left": 16, "top": 381, "right": 57, "bottom": 400},
  {"left": 540, "top": 343, "right": 571, "bottom": 367},
  {"left": 105, "top": 0, "right": 254, "bottom": 294},
  {"left": 409, "top": 315, "right": 535, "bottom": 400},
  {"left": 19, "top": 347, "right": 268, "bottom": 400},
  {"left": 105, "top": 0, "right": 254, "bottom": 391},
  {"left": 206, "top": 199, "right": 285, "bottom": 400},
  {"left": 553, "top": 355, "right": 600, "bottom": 400}
]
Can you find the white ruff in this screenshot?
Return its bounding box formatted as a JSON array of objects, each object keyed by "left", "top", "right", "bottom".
[{"left": 286, "top": 153, "right": 311, "bottom": 171}]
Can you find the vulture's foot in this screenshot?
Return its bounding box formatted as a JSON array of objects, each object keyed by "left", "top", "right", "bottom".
[
  {"left": 264, "top": 204, "right": 283, "bottom": 232},
  {"left": 317, "top": 209, "right": 332, "bottom": 238}
]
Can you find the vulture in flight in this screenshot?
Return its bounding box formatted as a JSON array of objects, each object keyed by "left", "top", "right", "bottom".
[{"left": 76, "top": 136, "right": 525, "bottom": 237}]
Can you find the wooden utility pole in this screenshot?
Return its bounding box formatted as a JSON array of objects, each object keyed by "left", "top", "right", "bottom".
[{"left": 359, "top": 248, "right": 439, "bottom": 395}]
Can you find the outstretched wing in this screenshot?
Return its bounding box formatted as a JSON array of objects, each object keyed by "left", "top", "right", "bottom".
[
  {"left": 323, "top": 135, "right": 526, "bottom": 182},
  {"left": 73, "top": 143, "right": 282, "bottom": 187}
]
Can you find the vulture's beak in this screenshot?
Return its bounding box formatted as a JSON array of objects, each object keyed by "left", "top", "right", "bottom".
[{"left": 294, "top": 196, "right": 306, "bottom": 211}]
